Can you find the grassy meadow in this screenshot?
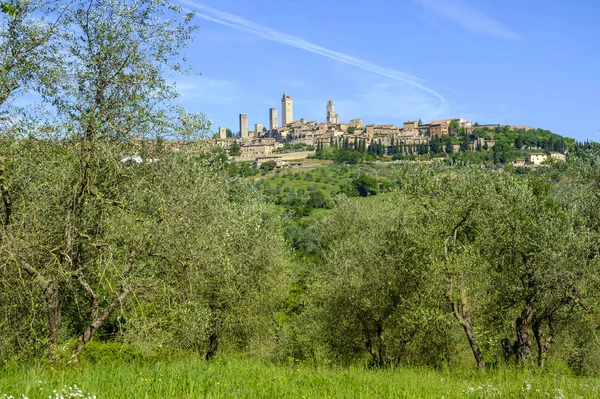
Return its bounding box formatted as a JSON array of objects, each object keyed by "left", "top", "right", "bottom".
[{"left": 3, "top": 356, "right": 600, "bottom": 399}]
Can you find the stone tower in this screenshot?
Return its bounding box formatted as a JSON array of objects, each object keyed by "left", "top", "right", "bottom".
[
  {"left": 326, "top": 100, "right": 339, "bottom": 124},
  {"left": 218, "top": 126, "right": 227, "bottom": 139},
  {"left": 281, "top": 93, "right": 293, "bottom": 126},
  {"left": 239, "top": 114, "right": 248, "bottom": 139},
  {"left": 254, "top": 123, "right": 263, "bottom": 136},
  {"left": 269, "top": 108, "right": 278, "bottom": 131}
]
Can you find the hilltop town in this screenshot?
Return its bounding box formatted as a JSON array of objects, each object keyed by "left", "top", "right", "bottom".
[{"left": 214, "top": 93, "right": 567, "bottom": 167}]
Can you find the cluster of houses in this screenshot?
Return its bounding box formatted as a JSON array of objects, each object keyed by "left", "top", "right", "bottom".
[{"left": 214, "top": 93, "right": 563, "bottom": 167}]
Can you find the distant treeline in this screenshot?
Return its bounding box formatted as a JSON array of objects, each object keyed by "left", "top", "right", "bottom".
[{"left": 314, "top": 127, "right": 570, "bottom": 164}]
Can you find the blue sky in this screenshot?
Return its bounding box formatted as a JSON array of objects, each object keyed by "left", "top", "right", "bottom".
[{"left": 173, "top": 0, "right": 600, "bottom": 141}]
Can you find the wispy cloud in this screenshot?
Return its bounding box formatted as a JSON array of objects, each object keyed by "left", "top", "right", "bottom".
[
  {"left": 196, "top": 28, "right": 257, "bottom": 44},
  {"left": 330, "top": 82, "right": 451, "bottom": 124},
  {"left": 414, "top": 0, "right": 520, "bottom": 40},
  {"left": 176, "top": 0, "right": 446, "bottom": 107},
  {"left": 175, "top": 77, "right": 242, "bottom": 106}
]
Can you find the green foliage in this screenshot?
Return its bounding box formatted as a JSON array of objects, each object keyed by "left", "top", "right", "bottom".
[
  {"left": 307, "top": 190, "right": 330, "bottom": 209},
  {"left": 445, "top": 140, "right": 454, "bottom": 154},
  {"left": 312, "top": 197, "right": 442, "bottom": 366},
  {"left": 350, "top": 174, "right": 379, "bottom": 197},
  {"left": 1, "top": 2, "right": 16, "bottom": 16},
  {"left": 79, "top": 341, "right": 160, "bottom": 364},
  {"left": 273, "top": 143, "right": 314, "bottom": 153},
  {"left": 260, "top": 160, "right": 277, "bottom": 172},
  {"left": 229, "top": 140, "right": 241, "bottom": 156},
  {"left": 460, "top": 134, "right": 470, "bottom": 152}
]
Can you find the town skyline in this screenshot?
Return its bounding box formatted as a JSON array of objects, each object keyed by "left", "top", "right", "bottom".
[
  {"left": 222, "top": 91, "right": 469, "bottom": 137},
  {"left": 174, "top": 0, "right": 600, "bottom": 142}
]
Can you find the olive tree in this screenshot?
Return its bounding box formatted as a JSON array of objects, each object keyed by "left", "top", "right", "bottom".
[
  {"left": 479, "top": 175, "right": 598, "bottom": 367},
  {"left": 120, "top": 155, "right": 290, "bottom": 360},
  {"left": 0, "top": 0, "right": 198, "bottom": 359},
  {"left": 314, "top": 196, "right": 437, "bottom": 367},
  {"left": 0, "top": 0, "right": 67, "bottom": 109},
  {"left": 397, "top": 166, "right": 493, "bottom": 370}
]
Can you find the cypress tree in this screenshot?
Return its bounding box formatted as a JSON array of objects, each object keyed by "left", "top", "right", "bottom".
[{"left": 460, "top": 134, "right": 470, "bottom": 152}]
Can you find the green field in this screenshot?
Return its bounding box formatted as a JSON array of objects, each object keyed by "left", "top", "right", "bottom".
[
  {"left": 2, "top": 356, "right": 600, "bottom": 398},
  {"left": 254, "top": 162, "right": 403, "bottom": 206}
]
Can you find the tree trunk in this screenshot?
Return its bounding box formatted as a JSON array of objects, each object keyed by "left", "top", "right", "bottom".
[
  {"left": 516, "top": 303, "right": 535, "bottom": 365},
  {"left": 71, "top": 241, "right": 140, "bottom": 361},
  {"left": 3, "top": 224, "right": 61, "bottom": 357},
  {"left": 71, "top": 288, "right": 129, "bottom": 360},
  {"left": 448, "top": 280, "right": 485, "bottom": 370},
  {"left": 362, "top": 319, "right": 387, "bottom": 367},
  {"left": 72, "top": 319, "right": 98, "bottom": 359},
  {"left": 459, "top": 288, "right": 485, "bottom": 369},
  {"left": 376, "top": 322, "right": 387, "bottom": 367},
  {"left": 205, "top": 311, "right": 220, "bottom": 361},
  {"left": 44, "top": 280, "right": 60, "bottom": 354},
  {"left": 533, "top": 317, "right": 553, "bottom": 368}
]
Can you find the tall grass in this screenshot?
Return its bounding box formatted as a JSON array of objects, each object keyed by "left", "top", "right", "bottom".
[{"left": 2, "top": 356, "right": 600, "bottom": 398}]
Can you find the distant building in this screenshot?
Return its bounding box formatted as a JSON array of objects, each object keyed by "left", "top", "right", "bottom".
[
  {"left": 403, "top": 121, "right": 419, "bottom": 131},
  {"left": 254, "top": 123, "right": 263, "bottom": 136},
  {"left": 326, "top": 100, "right": 339, "bottom": 124},
  {"left": 269, "top": 108, "right": 278, "bottom": 130},
  {"left": 218, "top": 126, "right": 227, "bottom": 139},
  {"left": 349, "top": 119, "right": 363, "bottom": 128},
  {"left": 526, "top": 153, "right": 547, "bottom": 165},
  {"left": 121, "top": 155, "right": 143, "bottom": 164},
  {"left": 428, "top": 120, "right": 450, "bottom": 137},
  {"left": 239, "top": 114, "right": 248, "bottom": 139},
  {"left": 547, "top": 151, "right": 566, "bottom": 162},
  {"left": 281, "top": 93, "right": 293, "bottom": 125}
]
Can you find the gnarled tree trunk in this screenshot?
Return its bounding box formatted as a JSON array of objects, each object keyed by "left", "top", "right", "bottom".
[
  {"left": 205, "top": 304, "right": 222, "bottom": 361},
  {"left": 71, "top": 242, "right": 141, "bottom": 361},
  {"left": 533, "top": 316, "right": 554, "bottom": 368},
  {"left": 448, "top": 279, "right": 485, "bottom": 370},
  {"left": 44, "top": 280, "right": 60, "bottom": 353},
  {"left": 362, "top": 318, "right": 388, "bottom": 367},
  {"left": 516, "top": 303, "right": 535, "bottom": 365}
]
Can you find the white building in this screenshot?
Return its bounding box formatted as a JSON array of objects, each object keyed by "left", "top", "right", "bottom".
[{"left": 526, "top": 153, "right": 547, "bottom": 165}]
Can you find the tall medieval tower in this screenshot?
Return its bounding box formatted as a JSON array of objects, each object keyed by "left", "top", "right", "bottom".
[
  {"left": 326, "top": 100, "right": 339, "bottom": 124},
  {"left": 239, "top": 113, "right": 248, "bottom": 139},
  {"left": 281, "top": 93, "right": 293, "bottom": 126},
  {"left": 269, "top": 108, "right": 278, "bottom": 130}
]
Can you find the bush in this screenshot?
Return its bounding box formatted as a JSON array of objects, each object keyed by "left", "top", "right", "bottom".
[
  {"left": 351, "top": 174, "right": 379, "bottom": 197},
  {"left": 81, "top": 341, "right": 160, "bottom": 364},
  {"left": 261, "top": 160, "right": 277, "bottom": 172},
  {"left": 307, "top": 190, "right": 331, "bottom": 209}
]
